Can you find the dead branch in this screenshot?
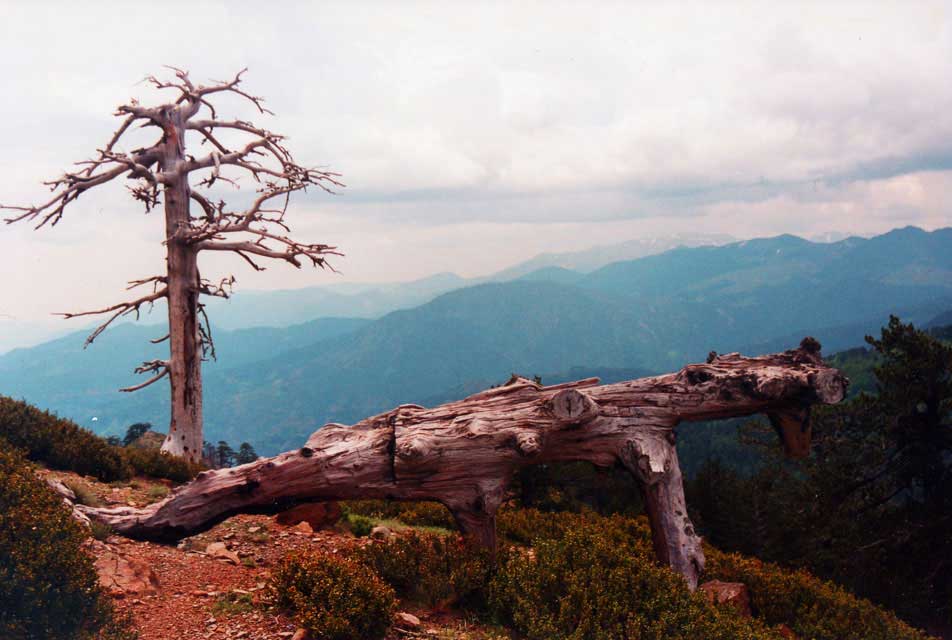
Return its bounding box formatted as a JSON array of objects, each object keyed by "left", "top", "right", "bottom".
[
  {"left": 120, "top": 359, "right": 171, "bottom": 392},
  {"left": 60, "top": 287, "right": 168, "bottom": 347}
]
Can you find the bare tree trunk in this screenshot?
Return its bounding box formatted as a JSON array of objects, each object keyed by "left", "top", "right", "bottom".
[
  {"left": 159, "top": 111, "right": 204, "bottom": 463},
  {"left": 5, "top": 69, "right": 341, "bottom": 463},
  {"left": 82, "top": 341, "right": 846, "bottom": 589}
]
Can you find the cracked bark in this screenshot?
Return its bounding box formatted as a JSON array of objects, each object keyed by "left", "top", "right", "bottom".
[{"left": 79, "top": 339, "right": 847, "bottom": 589}]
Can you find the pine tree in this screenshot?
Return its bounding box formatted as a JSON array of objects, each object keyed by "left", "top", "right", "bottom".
[
  {"left": 122, "top": 422, "right": 152, "bottom": 447},
  {"left": 215, "top": 441, "right": 236, "bottom": 468},
  {"left": 235, "top": 442, "right": 258, "bottom": 465}
]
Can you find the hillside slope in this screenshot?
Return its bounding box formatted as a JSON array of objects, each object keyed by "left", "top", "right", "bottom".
[{"left": 2, "top": 227, "right": 951, "bottom": 453}]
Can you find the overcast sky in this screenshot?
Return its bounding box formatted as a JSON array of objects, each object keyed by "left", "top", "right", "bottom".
[{"left": 1, "top": 1, "right": 951, "bottom": 343}]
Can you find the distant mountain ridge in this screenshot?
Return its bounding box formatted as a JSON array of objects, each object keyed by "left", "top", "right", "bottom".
[
  {"left": 201, "top": 232, "right": 736, "bottom": 331},
  {"left": 2, "top": 226, "right": 950, "bottom": 454}
]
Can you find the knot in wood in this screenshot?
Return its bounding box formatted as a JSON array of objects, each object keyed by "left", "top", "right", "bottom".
[
  {"left": 395, "top": 438, "right": 431, "bottom": 461},
  {"left": 548, "top": 388, "right": 599, "bottom": 425},
  {"left": 515, "top": 432, "right": 542, "bottom": 457}
]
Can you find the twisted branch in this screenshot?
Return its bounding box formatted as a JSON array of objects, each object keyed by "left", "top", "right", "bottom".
[{"left": 120, "top": 359, "right": 171, "bottom": 392}]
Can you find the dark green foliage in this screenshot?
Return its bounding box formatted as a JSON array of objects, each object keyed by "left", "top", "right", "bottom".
[
  {"left": 215, "top": 440, "right": 236, "bottom": 468},
  {"left": 689, "top": 317, "right": 952, "bottom": 628},
  {"left": 355, "top": 531, "right": 492, "bottom": 608},
  {"left": 492, "top": 509, "right": 934, "bottom": 640},
  {"left": 705, "top": 548, "right": 935, "bottom": 640},
  {"left": 122, "top": 447, "right": 202, "bottom": 483},
  {"left": 0, "top": 396, "right": 131, "bottom": 481},
  {"left": 122, "top": 422, "right": 152, "bottom": 447},
  {"left": 0, "top": 395, "right": 200, "bottom": 483},
  {"left": 513, "top": 461, "right": 643, "bottom": 516},
  {"left": 235, "top": 442, "right": 258, "bottom": 464},
  {"left": 0, "top": 446, "right": 135, "bottom": 640},
  {"left": 489, "top": 513, "right": 782, "bottom": 640},
  {"left": 272, "top": 550, "right": 395, "bottom": 640},
  {"left": 346, "top": 514, "right": 374, "bottom": 537}
]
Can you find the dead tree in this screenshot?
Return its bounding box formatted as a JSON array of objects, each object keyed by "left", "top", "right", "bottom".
[
  {"left": 2, "top": 68, "right": 341, "bottom": 462},
  {"left": 78, "top": 340, "right": 847, "bottom": 589}
]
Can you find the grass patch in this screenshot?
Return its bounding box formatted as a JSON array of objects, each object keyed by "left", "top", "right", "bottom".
[
  {"left": 63, "top": 479, "right": 103, "bottom": 508},
  {"left": 211, "top": 592, "right": 255, "bottom": 616},
  {"left": 146, "top": 485, "right": 169, "bottom": 502},
  {"left": 90, "top": 520, "right": 113, "bottom": 541}
]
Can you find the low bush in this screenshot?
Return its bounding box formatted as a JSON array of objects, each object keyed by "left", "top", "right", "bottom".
[
  {"left": 211, "top": 591, "right": 255, "bottom": 616},
  {"left": 122, "top": 446, "right": 202, "bottom": 483},
  {"left": 272, "top": 550, "right": 395, "bottom": 640},
  {"left": 0, "top": 396, "right": 131, "bottom": 481},
  {"left": 0, "top": 396, "right": 202, "bottom": 483},
  {"left": 343, "top": 499, "right": 456, "bottom": 529},
  {"left": 346, "top": 514, "right": 374, "bottom": 537},
  {"left": 704, "top": 547, "right": 935, "bottom": 640},
  {"left": 488, "top": 518, "right": 781, "bottom": 640},
  {"left": 356, "top": 530, "right": 492, "bottom": 609},
  {"left": 146, "top": 484, "right": 170, "bottom": 502},
  {"left": 0, "top": 446, "right": 135, "bottom": 639}
]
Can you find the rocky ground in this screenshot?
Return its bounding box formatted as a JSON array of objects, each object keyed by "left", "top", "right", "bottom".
[{"left": 38, "top": 468, "right": 507, "bottom": 640}]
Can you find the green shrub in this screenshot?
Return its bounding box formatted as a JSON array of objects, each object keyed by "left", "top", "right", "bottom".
[
  {"left": 90, "top": 520, "right": 113, "bottom": 542},
  {"left": 347, "top": 514, "right": 374, "bottom": 537},
  {"left": 146, "top": 484, "right": 170, "bottom": 502},
  {"left": 0, "top": 446, "right": 135, "bottom": 639},
  {"left": 356, "top": 531, "right": 492, "bottom": 609},
  {"left": 343, "top": 499, "right": 456, "bottom": 529},
  {"left": 272, "top": 550, "right": 395, "bottom": 640},
  {"left": 121, "top": 447, "right": 202, "bottom": 483},
  {"left": 0, "top": 396, "right": 131, "bottom": 481},
  {"left": 211, "top": 591, "right": 255, "bottom": 616},
  {"left": 704, "top": 548, "right": 935, "bottom": 640},
  {"left": 488, "top": 518, "right": 781, "bottom": 640},
  {"left": 493, "top": 509, "right": 935, "bottom": 640}
]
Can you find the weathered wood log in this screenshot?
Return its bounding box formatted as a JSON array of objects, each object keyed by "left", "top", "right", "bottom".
[{"left": 78, "top": 338, "right": 846, "bottom": 589}]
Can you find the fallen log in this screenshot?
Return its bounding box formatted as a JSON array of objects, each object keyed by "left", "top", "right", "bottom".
[{"left": 79, "top": 338, "right": 846, "bottom": 589}]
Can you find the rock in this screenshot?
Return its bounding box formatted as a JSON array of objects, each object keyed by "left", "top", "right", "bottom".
[
  {"left": 247, "top": 526, "right": 262, "bottom": 534},
  {"left": 395, "top": 611, "right": 421, "bottom": 629},
  {"left": 699, "top": 580, "right": 751, "bottom": 617},
  {"left": 275, "top": 501, "right": 342, "bottom": 530},
  {"left": 92, "top": 542, "right": 161, "bottom": 597},
  {"left": 370, "top": 525, "right": 393, "bottom": 541},
  {"left": 292, "top": 521, "right": 313, "bottom": 535},
  {"left": 291, "top": 629, "right": 309, "bottom": 640},
  {"left": 205, "top": 541, "right": 240, "bottom": 565}
]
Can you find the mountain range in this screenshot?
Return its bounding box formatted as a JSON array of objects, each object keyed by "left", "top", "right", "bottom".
[
  {"left": 2, "top": 226, "right": 950, "bottom": 454},
  {"left": 202, "top": 231, "right": 734, "bottom": 330}
]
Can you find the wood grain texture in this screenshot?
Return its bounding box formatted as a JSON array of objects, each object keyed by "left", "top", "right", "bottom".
[{"left": 79, "top": 338, "right": 847, "bottom": 589}]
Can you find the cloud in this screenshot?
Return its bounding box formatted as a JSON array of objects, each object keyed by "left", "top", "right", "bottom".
[{"left": 1, "top": 1, "right": 951, "bottom": 334}]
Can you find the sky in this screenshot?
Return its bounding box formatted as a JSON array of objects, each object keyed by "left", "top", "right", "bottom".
[{"left": 1, "top": 1, "right": 951, "bottom": 346}]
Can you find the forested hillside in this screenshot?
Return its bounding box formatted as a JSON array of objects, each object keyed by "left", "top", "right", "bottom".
[{"left": 1, "top": 227, "right": 950, "bottom": 453}]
